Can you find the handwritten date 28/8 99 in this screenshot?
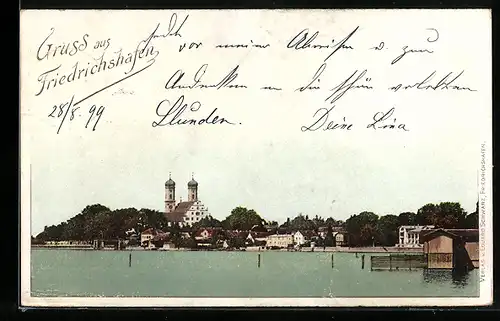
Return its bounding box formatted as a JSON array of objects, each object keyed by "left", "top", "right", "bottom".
[{"left": 48, "top": 95, "right": 105, "bottom": 134}]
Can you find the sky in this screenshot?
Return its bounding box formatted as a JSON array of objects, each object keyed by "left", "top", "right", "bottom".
[{"left": 21, "top": 10, "right": 491, "bottom": 236}]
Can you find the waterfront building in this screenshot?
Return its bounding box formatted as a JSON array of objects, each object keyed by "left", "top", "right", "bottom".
[
  {"left": 397, "top": 225, "right": 435, "bottom": 247},
  {"left": 140, "top": 228, "right": 165, "bottom": 249},
  {"left": 194, "top": 227, "right": 222, "bottom": 241},
  {"left": 420, "top": 228, "right": 479, "bottom": 269},
  {"left": 293, "top": 231, "right": 306, "bottom": 245},
  {"left": 164, "top": 173, "right": 211, "bottom": 227},
  {"left": 317, "top": 226, "right": 344, "bottom": 239},
  {"left": 334, "top": 232, "right": 348, "bottom": 246},
  {"left": 246, "top": 231, "right": 270, "bottom": 246},
  {"left": 266, "top": 234, "right": 294, "bottom": 248}
]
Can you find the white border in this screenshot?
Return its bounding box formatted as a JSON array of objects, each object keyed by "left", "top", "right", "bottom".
[{"left": 19, "top": 8, "right": 493, "bottom": 308}]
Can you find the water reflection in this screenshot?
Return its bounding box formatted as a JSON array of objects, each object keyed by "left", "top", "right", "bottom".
[{"left": 422, "top": 269, "right": 471, "bottom": 288}]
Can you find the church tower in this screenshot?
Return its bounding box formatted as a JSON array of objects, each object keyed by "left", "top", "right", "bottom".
[
  {"left": 188, "top": 172, "right": 198, "bottom": 202},
  {"left": 165, "top": 173, "right": 176, "bottom": 213}
]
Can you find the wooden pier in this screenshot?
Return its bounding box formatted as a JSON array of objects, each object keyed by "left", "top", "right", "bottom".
[{"left": 370, "top": 254, "right": 427, "bottom": 271}]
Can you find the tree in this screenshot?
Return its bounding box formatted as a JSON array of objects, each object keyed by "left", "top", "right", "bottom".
[
  {"left": 312, "top": 215, "right": 325, "bottom": 230},
  {"left": 288, "top": 214, "right": 316, "bottom": 231},
  {"left": 34, "top": 204, "right": 172, "bottom": 243},
  {"left": 377, "top": 215, "right": 400, "bottom": 246},
  {"left": 345, "top": 211, "right": 379, "bottom": 246},
  {"left": 463, "top": 201, "right": 479, "bottom": 229},
  {"left": 398, "top": 212, "right": 417, "bottom": 226},
  {"left": 223, "top": 207, "right": 264, "bottom": 230},
  {"left": 324, "top": 224, "right": 335, "bottom": 246},
  {"left": 416, "top": 202, "right": 467, "bottom": 228},
  {"left": 192, "top": 215, "right": 223, "bottom": 229}
]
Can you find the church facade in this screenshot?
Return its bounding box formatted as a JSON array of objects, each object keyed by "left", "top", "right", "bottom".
[{"left": 164, "top": 174, "right": 210, "bottom": 227}]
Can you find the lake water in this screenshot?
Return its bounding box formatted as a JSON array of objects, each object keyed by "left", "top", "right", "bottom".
[{"left": 31, "top": 249, "right": 479, "bottom": 297}]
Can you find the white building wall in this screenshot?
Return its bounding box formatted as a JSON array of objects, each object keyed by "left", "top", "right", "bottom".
[
  {"left": 183, "top": 200, "right": 210, "bottom": 226},
  {"left": 294, "top": 232, "right": 305, "bottom": 245},
  {"left": 398, "top": 225, "right": 435, "bottom": 247},
  {"left": 267, "top": 235, "right": 293, "bottom": 248}
]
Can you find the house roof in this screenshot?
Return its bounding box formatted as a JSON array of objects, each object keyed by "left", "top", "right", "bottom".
[
  {"left": 420, "top": 228, "right": 479, "bottom": 243},
  {"left": 166, "top": 212, "right": 186, "bottom": 222},
  {"left": 294, "top": 230, "right": 317, "bottom": 238},
  {"left": 172, "top": 201, "right": 195, "bottom": 214},
  {"left": 249, "top": 231, "right": 271, "bottom": 238},
  {"left": 166, "top": 201, "right": 195, "bottom": 222},
  {"left": 195, "top": 228, "right": 222, "bottom": 238},
  {"left": 141, "top": 228, "right": 165, "bottom": 236}
]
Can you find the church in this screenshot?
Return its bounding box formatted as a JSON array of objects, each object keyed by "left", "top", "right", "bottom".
[{"left": 164, "top": 173, "right": 211, "bottom": 227}]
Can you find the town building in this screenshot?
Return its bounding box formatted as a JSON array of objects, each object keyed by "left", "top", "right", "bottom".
[
  {"left": 293, "top": 231, "right": 306, "bottom": 245},
  {"left": 397, "top": 225, "right": 435, "bottom": 248},
  {"left": 194, "top": 227, "right": 223, "bottom": 241},
  {"left": 334, "top": 232, "right": 348, "bottom": 246},
  {"left": 420, "top": 228, "right": 479, "bottom": 270},
  {"left": 164, "top": 173, "right": 211, "bottom": 227},
  {"left": 140, "top": 228, "right": 167, "bottom": 249},
  {"left": 266, "top": 234, "right": 294, "bottom": 248},
  {"left": 246, "top": 231, "right": 270, "bottom": 246},
  {"left": 317, "top": 226, "right": 344, "bottom": 239}
]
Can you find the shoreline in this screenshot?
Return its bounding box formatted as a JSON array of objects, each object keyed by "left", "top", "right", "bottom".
[{"left": 31, "top": 245, "right": 423, "bottom": 254}]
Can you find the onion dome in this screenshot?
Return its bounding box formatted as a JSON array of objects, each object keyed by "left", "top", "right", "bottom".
[{"left": 165, "top": 173, "right": 175, "bottom": 187}]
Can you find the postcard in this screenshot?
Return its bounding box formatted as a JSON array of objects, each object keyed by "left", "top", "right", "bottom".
[{"left": 19, "top": 9, "right": 493, "bottom": 307}]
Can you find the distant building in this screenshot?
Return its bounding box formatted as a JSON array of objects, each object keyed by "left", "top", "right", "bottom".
[
  {"left": 140, "top": 228, "right": 165, "bottom": 249},
  {"left": 291, "top": 230, "right": 317, "bottom": 245},
  {"left": 164, "top": 173, "right": 211, "bottom": 227},
  {"left": 293, "top": 231, "right": 306, "bottom": 245},
  {"left": 194, "top": 227, "right": 222, "bottom": 241},
  {"left": 397, "top": 225, "right": 435, "bottom": 248},
  {"left": 420, "top": 228, "right": 479, "bottom": 269},
  {"left": 266, "top": 234, "right": 293, "bottom": 248},
  {"left": 317, "top": 226, "right": 344, "bottom": 239},
  {"left": 334, "top": 232, "right": 348, "bottom": 246}
]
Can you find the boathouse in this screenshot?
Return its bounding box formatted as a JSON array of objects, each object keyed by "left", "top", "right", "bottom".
[{"left": 420, "top": 228, "right": 479, "bottom": 270}]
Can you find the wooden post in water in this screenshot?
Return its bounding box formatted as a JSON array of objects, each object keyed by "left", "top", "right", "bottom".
[
  {"left": 258, "top": 253, "right": 261, "bottom": 268},
  {"left": 409, "top": 255, "right": 412, "bottom": 271},
  {"left": 129, "top": 253, "right": 132, "bottom": 267},
  {"left": 355, "top": 252, "right": 358, "bottom": 258},
  {"left": 331, "top": 253, "right": 334, "bottom": 268},
  {"left": 361, "top": 254, "right": 365, "bottom": 269},
  {"left": 389, "top": 254, "right": 392, "bottom": 271}
]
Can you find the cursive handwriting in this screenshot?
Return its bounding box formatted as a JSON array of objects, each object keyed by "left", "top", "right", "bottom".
[
  {"left": 325, "top": 70, "right": 373, "bottom": 105},
  {"left": 287, "top": 27, "right": 359, "bottom": 62},
  {"left": 389, "top": 70, "right": 476, "bottom": 92},
  {"left": 366, "top": 107, "right": 409, "bottom": 131},
  {"left": 261, "top": 86, "right": 282, "bottom": 91},
  {"left": 215, "top": 40, "right": 270, "bottom": 49},
  {"left": 37, "top": 28, "right": 89, "bottom": 61},
  {"left": 391, "top": 45, "right": 434, "bottom": 65},
  {"left": 301, "top": 105, "right": 354, "bottom": 132},
  {"left": 36, "top": 38, "right": 158, "bottom": 97},
  {"left": 143, "top": 13, "right": 189, "bottom": 44},
  {"left": 152, "top": 95, "right": 237, "bottom": 127},
  {"left": 391, "top": 28, "right": 438, "bottom": 65},
  {"left": 296, "top": 63, "right": 326, "bottom": 92},
  {"left": 165, "top": 64, "right": 247, "bottom": 90}
]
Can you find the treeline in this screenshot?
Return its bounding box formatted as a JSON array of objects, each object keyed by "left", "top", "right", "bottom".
[
  {"left": 345, "top": 202, "right": 479, "bottom": 247},
  {"left": 35, "top": 204, "right": 169, "bottom": 241},
  {"left": 35, "top": 201, "right": 478, "bottom": 247}
]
